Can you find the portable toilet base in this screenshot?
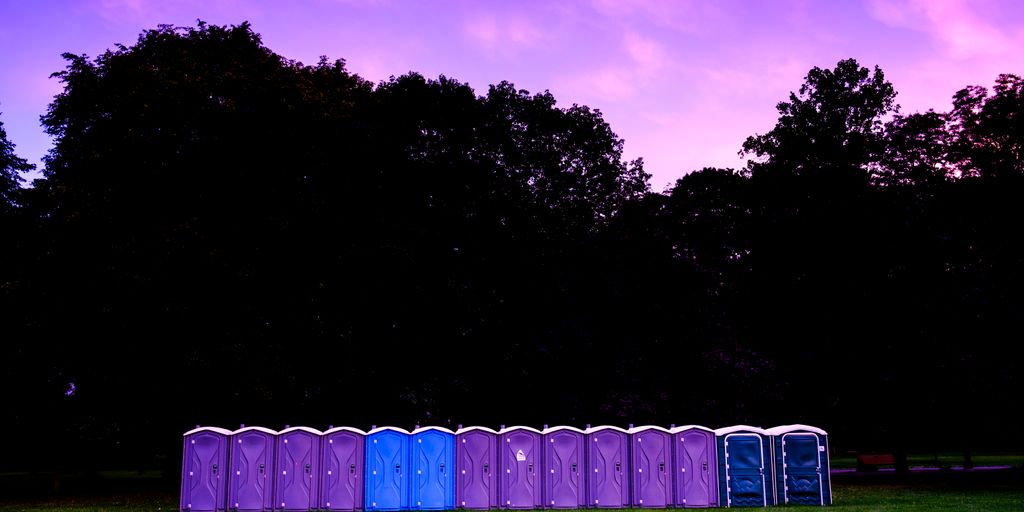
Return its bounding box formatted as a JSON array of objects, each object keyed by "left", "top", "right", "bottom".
[
  {"left": 585, "top": 426, "right": 630, "bottom": 508},
  {"left": 767, "top": 425, "right": 832, "bottom": 506},
  {"left": 365, "top": 427, "right": 412, "bottom": 511},
  {"left": 670, "top": 425, "right": 718, "bottom": 508},
  {"left": 410, "top": 427, "right": 456, "bottom": 510},
  {"left": 715, "top": 426, "right": 774, "bottom": 508},
  {"left": 181, "top": 427, "right": 232, "bottom": 512},
  {"left": 498, "top": 426, "right": 544, "bottom": 509},
  {"left": 455, "top": 426, "right": 499, "bottom": 510}
]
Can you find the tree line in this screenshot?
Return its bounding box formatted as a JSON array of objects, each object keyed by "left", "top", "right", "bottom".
[{"left": 0, "top": 22, "right": 1020, "bottom": 475}]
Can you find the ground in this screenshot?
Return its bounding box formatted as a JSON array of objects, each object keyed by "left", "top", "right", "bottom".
[{"left": 0, "top": 465, "right": 1022, "bottom": 511}]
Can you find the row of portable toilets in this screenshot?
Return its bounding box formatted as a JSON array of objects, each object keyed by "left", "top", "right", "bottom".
[{"left": 181, "top": 424, "right": 831, "bottom": 511}]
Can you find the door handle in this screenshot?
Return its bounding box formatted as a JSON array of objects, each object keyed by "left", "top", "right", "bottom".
[
  {"left": 483, "top": 463, "right": 489, "bottom": 474},
  {"left": 702, "top": 462, "right": 707, "bottom": 472},
  {"left": 305, "top": 463, "right": 311, "bottom": 474},
  {"left": 571, "top": 463, "right": 577, "bottom": 473},
  {"left": 528, "top": 463, "right": 534, "bottom": 473},
  {"left": 396, "top": 464, "right": 401, "bottom": 474},
  {"left": 259, "top": 463, "right": 265, "bottom": 475},
  {"left": 212, "top": 463, "right": 218, "bottom": 475},
  {"left": 439, "top": 463, "right": 446, "bottom": 475},
  {"left": 658, "top": 462, "right": 665, "bottom": 472},
  {"left": 615, "top": 462, "right": 621, "bottom": 473},
  {"left": 350, "top": 463, "right": 356, "bottom": 475}
]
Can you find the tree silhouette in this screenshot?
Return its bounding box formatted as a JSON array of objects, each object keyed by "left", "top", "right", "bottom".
[
  {"left": 0, "top": 114, "right": 32, "bottom": 213},
  {"left": 742, "top": 58, "right": 897, "bottom": 182},
  {"left": 2, "top": 22, "right": 1022, "bottom": 481}
]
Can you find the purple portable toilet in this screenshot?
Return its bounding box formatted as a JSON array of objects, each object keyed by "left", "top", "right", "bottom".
[
  {"left": 584, "top": 425, "right": 630, "bottom": 508},
  {"left": 181, "top": 426, "right": 232, "bottom": 512},
  {"left": 629, "top": 426, "right": 672, "bottom": 508},
  {"left": 275, "top": 427, "right": 323, "bottom": 511},
  {"left": 229, "top": 426, "right": 278, "bottom": 512},
  {"left": 498, "top": 426, "right": 544, "bottom": 509},
  {"left": 541, "top": 426, "right": 586, "bottom": 509},
  {"left": 321, "top": 427, "right": 367, "bottom": 512},
  {"left": 669, "top": 425, "right": 718, "bottom": 508},
  {"left": 455, "top": 426, "right": 499, "bottom": 510}
]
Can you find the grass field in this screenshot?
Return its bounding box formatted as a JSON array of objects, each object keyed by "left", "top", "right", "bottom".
[
  {"left": 829, "top": 453, "right": 1024, "bottom": 470},
  {"left": 0, "top": 468, "right": 1021, "bottom": 511}
]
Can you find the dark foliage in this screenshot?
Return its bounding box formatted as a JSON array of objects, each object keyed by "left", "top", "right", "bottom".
[{"left": 0, "top": 23, "right": 1020, "bottom": 478}]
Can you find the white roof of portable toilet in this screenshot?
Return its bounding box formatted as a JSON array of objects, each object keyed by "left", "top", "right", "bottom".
[
  {"left": 765, "top": 424, "right": 827, "bottom": 436},
  {"left": 498, "top": 425, "right": 544, "bottom": 434},
  {"left": 183, "top": 426, "right": 233, "bottom": 436},
  {"left": 713, "top": 425, "right": 769, "bottom": 436},
  {"left": 584, "top": 425, "right": 630, "bottom": 434},
  {"left": 367, "top": 426, "right": 412, "bottom": 435},
  {"left": 278, "top": 426, "right": 324, "bottom": 435},
  {"left": 323, "top": 426, "right": 368, "bottom": 435},
  {"left": 669, "top": 425, "right": 715, "bottom": 434},
  {"left": 231, "top": 426, "right": 278, "bottom": 435},
  {"left": 411, "top": 426, "right": 456, "bottom": 435},
  {"left": 455, "top": 426, "right": 500, "bottom": 435},
  {"left": 542, "top": 425, "right": 587, "bottom": 435},
  {"left": 628, "top": 425, "right": 672, "bottom": 434}
]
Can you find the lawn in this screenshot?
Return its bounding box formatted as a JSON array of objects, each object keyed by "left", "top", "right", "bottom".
[
  {"left": 0, "top": 468, "right": 1021, "bottom": 511},
  {"left": 829, "top": 453, "right": 1024, "bottom": 470}
]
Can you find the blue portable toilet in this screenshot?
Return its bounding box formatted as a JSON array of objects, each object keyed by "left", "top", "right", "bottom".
[
  {"left": 455, "top": 426, "right": 500, "bottom": 510},
  {"left": 629, "top": 425, "right": 673, "bottom": 508},
  {"left": 669, "top": 425, "right": 718, "bottom": 509},
  {"left": 366, "top": 426, "right": 412, "bottom": 511},
  {"left": 229, "top": 426, "right": 277, "bottom": 512},
  {"left": 766, "top": 425, "right": 831, "bottom": 506},
  {"left": 410, "top": 427, "right": 456, "bottom": 510},
  {"left": 498, "top": 426, "right": 544, "bottom": 509},
  {"left": 584, "top": 425, "right": 630, "bottom": 509},
  {"left": 321, "top": 427, "right": 367, "bottom": 512},
  {"left": 275, "top": 427, "right": 323, "bottom": 511},
  {"left": 181, "top": 426, "right": 232, "bottom": 512},
  {"left": 714, "top": 426, "right": 774, "bottom": 508}
]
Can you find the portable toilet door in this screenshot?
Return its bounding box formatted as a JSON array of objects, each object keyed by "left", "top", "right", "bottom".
[
  {"left": 275, "top": 427, "right": 323, "bottom": 511},
  {"left": 181, "top": 426, "right": 232, "bottom": 512},
  {"left": 584, "top": 425, "right": 630, "bottom": 509},
  {"left": 766, "top": 425, "right": 831, "bottom": 506},
  {"left": 498, "top": 426, "right": 544, "bottom": 509},
  {"left": 455, "top": 426, "right": 499, "bottom": 510},
  {"left": 365, "top": 426, "right": 412, "bottom": 511},
  {"left": 321, "top": 427, "right": 367, "bottom": 512},
  {"left": 629, "top": 426, "right": 673, "bottom": 508},
  {"left": 714, "top": 426, "right": 773, "bottom": 508},
  {"left": 542, "top": 426, "right": 586, "bottom": 509},
  {"left": 669, "top": 425, "right": 718, "bottom": 509},
  {"left": 410, "top": 427, "right": 456, "bottom": 510},
  {"left": 229, "top": 426, "right": 277, "bottom": 512}
]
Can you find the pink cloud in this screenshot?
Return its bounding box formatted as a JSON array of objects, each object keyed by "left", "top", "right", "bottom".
[
  {"left": 554, "top": 31, "right": 673, "bottom": 103},
  {"left": 557, "top": 67, "right": 636, "bottom": 102},
  {"left": 90, "top": 0, "right": 264, "bottom": 25},
  {"left": 462, "top": 14, "right": 543, "bottom": 55},
  {"left": 590, "top": 0, "right": 734, "bottom": 35},
  {"left": 867, "top": 0, "right": 1014, "bottom": 58},
  {"left": 623, "top": 32, "right": 668, "bottom": 75}
]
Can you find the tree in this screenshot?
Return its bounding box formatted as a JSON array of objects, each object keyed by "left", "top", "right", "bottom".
[
  {"left": 0, "top": 114, "right": 32, "bottom": 213},
  {"left": 948, "top": 74, "right": 1024, "bottom": 180},
  {"left": 742, "top": 58, "right": 898, "bottom": 180},
  {"left": 876, "top": 110, "right": 952, "bottom": 189}
]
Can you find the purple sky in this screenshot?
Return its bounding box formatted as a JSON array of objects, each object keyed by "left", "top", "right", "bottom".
[{"left": 2, "top": 1, "right": 1023, "bottom": 189}]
